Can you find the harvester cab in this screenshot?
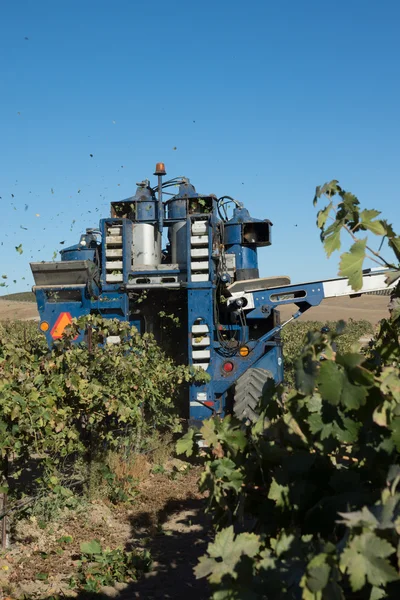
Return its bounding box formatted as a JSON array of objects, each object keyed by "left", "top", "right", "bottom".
[{"left": 30, "top": 163, "right": 399, "bottom": 425}]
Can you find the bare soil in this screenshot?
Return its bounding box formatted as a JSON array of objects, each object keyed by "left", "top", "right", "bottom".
[
  {"left": 279, "top": 294, "right": 390, "bottom": 325},
  {"left": 0, "top": 295, "right": 390, "bottom": 325},
  {"left": 0, "top": 300, "right": 39, "bottom": 322},
  {"left": 0, "top": 464, "right": 210, "bottom": 600}
]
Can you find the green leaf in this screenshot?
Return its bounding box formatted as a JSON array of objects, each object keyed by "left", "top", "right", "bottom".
[
  {"left": 388, "top": 236, "right": 400, "bottom": 261},
  {"left": 317, "top": 362, "right": 343, "bottom": 405},
  {"left": 313, "top": 180, "right": 340, "bottom": 206},
  {"left": 317, "top": 202, "right": 333, "bottom": 229},
  {"left": 323, "top": 223, "right": 342, "bottom": 257},
  {"left": 339, "top": 238, "right": 367, "bottom": 291},
  {"left": 268, "top": 478, "right": 290, "bottom": 508},
  {"left": 295, "top": 354, "right": 319, "bottom": 395},
  {"left": 273, "top": 531, "right": 295, "bottom": 557},
  {"left": 337, "top": 506, "right": 379, "bottom": 529},
  {"left": 201, "top": 418, "right": 219, "bottom": 447},
  {"left": 15, "top": 244, "right": 23, "bottom": 254},
  {"left": 306, "top": 555, "right": 331, "bottom": 593},
  {"left": 176, "top": 429, "right": 195, "bottom": 457},
  {"left": 80, "top": 539, "right": 102, "bottom": 555},
  {"left": 341, "top": 377, "right": 367, "bottom": 410},
  {"left": 35, "top": 573, "right": 49, "bottom": 581},
  {"left": 340, "top": 532, "right": 398, "bottom": 592},
  {"left": 196, "top": 526, "right": 261, "bottom": 584},
  {"left": 195, "top": 556, "right": 218, "bottom": 580},
  {"left": 385, "top": 270, "right": 400, "bottom": 286},
  {"left": 360, "top": 209, "right": 386, "bottom": 236},
  {"left": 370, "top": 587, "right": 386, "bottom": 600}
]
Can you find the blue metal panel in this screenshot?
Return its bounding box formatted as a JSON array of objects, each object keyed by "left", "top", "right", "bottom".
[{"left": 187, "top": 287, "right": 215, "bottom": 421}]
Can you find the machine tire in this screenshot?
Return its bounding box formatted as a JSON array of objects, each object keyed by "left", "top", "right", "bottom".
[{"left": 233, "top": 367, "right": 274, "bottom": 422}]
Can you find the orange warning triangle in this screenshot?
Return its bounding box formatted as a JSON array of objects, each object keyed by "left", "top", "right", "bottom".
[{"left": 50, "top": 312, "right": 73, "bottom": 339}]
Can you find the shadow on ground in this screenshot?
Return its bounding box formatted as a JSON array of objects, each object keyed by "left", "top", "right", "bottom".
[{"left": 38, "top": 495, "right": 211, "bottom": 600}]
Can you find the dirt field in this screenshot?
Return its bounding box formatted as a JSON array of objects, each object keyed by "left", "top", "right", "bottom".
[
  {"left": 0, "top": 299, "right": 39, "bottom": 321},
  {"left": 279, "top": 294, "right": 390, "bottom": 325},
  {"left": 0, "top": 295, "right": 390, "bottom": 324}
]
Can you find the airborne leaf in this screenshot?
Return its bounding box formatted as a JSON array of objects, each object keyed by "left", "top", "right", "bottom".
[
  {"left": 339, "top": 238, "right": 367, "bottom": 291},
  {"left": 15, "top": 244, "right": 23, "bottom": 254}
]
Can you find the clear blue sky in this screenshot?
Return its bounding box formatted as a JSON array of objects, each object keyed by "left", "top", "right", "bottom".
[{"left": 1, "top": 0, "right": 399, "bottom": 293}]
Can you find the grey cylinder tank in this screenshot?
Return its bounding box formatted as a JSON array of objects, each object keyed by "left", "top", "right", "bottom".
[
  {"left": 132, "top": 224, "right": 162, "bottom": 268},
  {"left": 130, "top": 183, "right": 162, "bottom": 269}
]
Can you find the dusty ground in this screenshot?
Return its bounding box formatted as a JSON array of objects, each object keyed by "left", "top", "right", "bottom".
[
  {"left": 0, "top": 464, "right": 210, "bottom": 600},
  {"left": 0, "top": 300, "right": 39, "bottom": 321},
  {"left": 277, "top": 294, "right": 390, "bottom": 325},
  {"left": 0, "top": 295, "right": 390, "bottom": 325}
]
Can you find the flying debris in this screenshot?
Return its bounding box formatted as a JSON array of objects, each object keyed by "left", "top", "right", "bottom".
[
  {"left": 15, "top": 244, "right": 23, "bottom": 254},
  {"left": 89, "top": 154, "right": 93, "bottom": 158},
  {"left": 25, "top": 204, "right": 28, "bottom": 211}
]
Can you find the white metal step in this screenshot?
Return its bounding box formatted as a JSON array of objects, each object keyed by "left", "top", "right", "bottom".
[
  {"left": 106, "top": 273, "right": 123, "bottom": 282},
  {"left": 191, "top": 221, "right": 208, "bottom": 235},
  {"left": 106, "top": 248, "right": 123, "bottom": 257},
  {"left": 192, "top": 363, "right": 209, "bottom": 371},
  {"left": 190, "top": 235, "right": 209, "bottom": 246},
  {"left": 106, "top": 261, "right": 123, "bottom": 270},
  {"left": 192, "top": 324, "right": 209, "bottom": 334},
  {"left": 192, "top": 273, "right": 209, "bottom": 282},
  {"left": 192, "top": 349, "right": 211, "bottom": 360},
  {"left": 191, "top": 261, "right": 209, "bottom": 271},
  {"left": 191, "top": 248, "right": 209, "bottom": 258},
  {"left": 192, "top": 336, "right": 211, "bottom": 346},
  {"left": 106, "top": 236, "right": 123, "bottom": 244},
  {"left": 108, "top": 227, "right": 122, "bottom": 235}
]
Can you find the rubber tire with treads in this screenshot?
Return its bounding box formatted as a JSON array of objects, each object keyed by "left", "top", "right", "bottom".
[{"left": 233, "top": 367, "right": 274, "bottom": 422}]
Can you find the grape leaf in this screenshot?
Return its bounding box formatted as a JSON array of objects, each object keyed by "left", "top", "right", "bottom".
[
  {"left": 317, "top": 362, "right": 343, "bottom": 405},
  {"left": 80, "top": 539, "right": 102, "bottom": 555},
  {"left": 317, "top": 202, "right": 333, "bottom": 229},
  {"left": 339, "top": 238, "right": 367, "bottom": 291},
  {"left": 201, "top": 418, "right": 219, "bottom": 447},
  {"left": 195, "top": 526, "right": 260, "bottom": 583},
  {"left": 340, "top": 533, "right": 397, "bottom": 592},
  {"left": 176, "top": 429, "right": 195, "bottom": 457},
  {"left": 322, "top": 222, "right": 342, "bottom": 257},
  {"left": 360, "top": 209, "right": 386, "bottom": 236}
]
